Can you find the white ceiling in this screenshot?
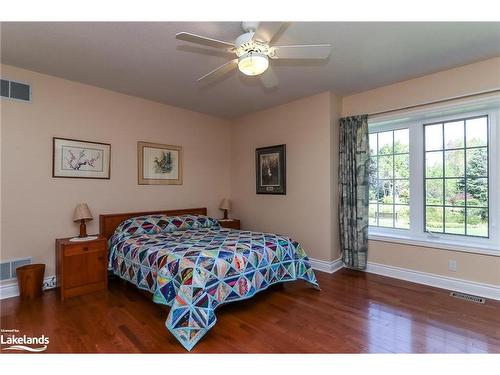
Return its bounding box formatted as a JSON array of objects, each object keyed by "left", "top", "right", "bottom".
[{"left": 1, "top": 22, "right": 499, "bottom": 118}]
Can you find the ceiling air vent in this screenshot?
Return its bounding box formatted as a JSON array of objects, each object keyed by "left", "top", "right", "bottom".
[{"left": 1, "top": 78, "right": 31, "bottom": 102}]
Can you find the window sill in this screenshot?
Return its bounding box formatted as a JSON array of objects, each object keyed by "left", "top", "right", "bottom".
[{"left": 368, "top": 233, "right": 500, "bottom": 256}]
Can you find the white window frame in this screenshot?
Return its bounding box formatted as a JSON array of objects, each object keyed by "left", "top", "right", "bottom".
[
  {"left": 369, "top": 126, "right": 411, "bottom": 229},
  {"left": 368, "top": 96, "right": 500, "bottom": 255}
]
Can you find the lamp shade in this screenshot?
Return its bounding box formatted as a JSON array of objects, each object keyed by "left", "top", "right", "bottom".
[
  {"left": 219, "top": 198, "right": 232, "bottom": 211},
  {"left": 73, "top": 203, "right": 93, "bottom": 222}
]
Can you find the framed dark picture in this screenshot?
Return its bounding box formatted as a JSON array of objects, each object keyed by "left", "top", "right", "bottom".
[
  {"left": 53, "top": 137, "right": 111, "bottom": 179},
  {"left": 256, "top": 144, "right": 286, "bottom": 195}
]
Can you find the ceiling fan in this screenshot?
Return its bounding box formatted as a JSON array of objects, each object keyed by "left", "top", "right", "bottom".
[{"left": 176, "top": 22, "right": 332, "bottom": 88}]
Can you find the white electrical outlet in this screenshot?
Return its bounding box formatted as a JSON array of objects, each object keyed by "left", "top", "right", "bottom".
[{"left": 448, "top": 260, "right": 457, "bottom": 272}]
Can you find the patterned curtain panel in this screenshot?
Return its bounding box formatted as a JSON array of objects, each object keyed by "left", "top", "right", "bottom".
[{"left": 339, "top": 115, "right": 369, "bottom": 270}]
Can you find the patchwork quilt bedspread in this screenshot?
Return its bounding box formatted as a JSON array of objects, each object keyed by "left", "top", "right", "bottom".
[{"left": 108, "top": 214, "right": 318, "bottom": 350}]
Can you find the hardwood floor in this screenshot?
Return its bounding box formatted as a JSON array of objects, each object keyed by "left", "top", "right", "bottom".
[{"left": 1, "top": 269, "right": 499, "bottom": 353}]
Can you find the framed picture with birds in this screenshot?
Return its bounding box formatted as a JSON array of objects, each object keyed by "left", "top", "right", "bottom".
[{"left": 138, "top": 141, "right": 183, "bottom": 185}]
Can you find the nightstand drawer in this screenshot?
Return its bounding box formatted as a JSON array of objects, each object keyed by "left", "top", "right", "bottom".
[{"left": 64, "top": 241, "right": 106, "bottom": 256}]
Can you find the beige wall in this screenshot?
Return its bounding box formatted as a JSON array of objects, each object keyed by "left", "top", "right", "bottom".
[
  {"left": 329, "top": 93, "right": 342, "bottom": 260},
  {"left": 0, "top": 64, "right": 231, "bottom": 277},
  {"left": 369, "top": 241, "right": 500, "bottom": 285},
  {"left": 342, "top": 57, "right": 500, "bottom": 285},
  {"left": 230, "top": 92, "right": 340, "bottom": 262}
]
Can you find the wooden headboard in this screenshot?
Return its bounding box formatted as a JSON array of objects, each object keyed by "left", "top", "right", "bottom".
[{"left": 99, "top": 207, "right": 207, "bottom": 239}]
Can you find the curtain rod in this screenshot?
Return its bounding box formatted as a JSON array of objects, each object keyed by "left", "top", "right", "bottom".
[{"left": 367, "top": 88, "right": 500, "bottom": 118}]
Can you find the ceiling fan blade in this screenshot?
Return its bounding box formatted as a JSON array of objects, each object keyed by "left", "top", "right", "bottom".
[
  {"left": 197, "top": 59, "right": 238, "bottom": 84},
  {"left": 270, "top": 44, "right": 331, "bottom": 59},
  {"left": 176, "top": 32, "right": 235, "bottom": 50},
  {"left": 260, "top": 66, "right": 278, "bottom": 89},
  {"left": 252, "top": 22, "right": 284, "bottom": 44}
]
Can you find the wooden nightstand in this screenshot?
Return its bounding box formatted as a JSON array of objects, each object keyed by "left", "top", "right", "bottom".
[
  {"left": 219, "top": 219, "right": 241, "bottom": 230},
  {"left": 56, "top": 236, "right": 108, "bottom": 300}
]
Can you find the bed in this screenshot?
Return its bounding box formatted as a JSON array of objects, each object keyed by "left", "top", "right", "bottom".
[{"left": 100, "top": 207, "right": 318, "bottom": 351}]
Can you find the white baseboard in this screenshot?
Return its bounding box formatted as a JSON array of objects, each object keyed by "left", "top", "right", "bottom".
[
  {"left": 366, "top": 262, "right": 500, "bottom": 301},
  {"left": 0, "top": 276, "right": 56, "bottom": 300},
  {"left": 309, "top": 258, "right": 343, "bottom": 274}
]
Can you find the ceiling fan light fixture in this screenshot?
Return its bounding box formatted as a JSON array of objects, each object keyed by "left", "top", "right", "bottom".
[{"left": 238, "top": 52, "right": 269, "bottom": 76}]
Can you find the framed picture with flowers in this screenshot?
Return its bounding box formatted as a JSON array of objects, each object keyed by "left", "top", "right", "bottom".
[
  {"left": 52, "top": 137, "right": 111, "bottom": 179},
  {"left": 138, "top": 141, "right": 183, "bottom": 185}
]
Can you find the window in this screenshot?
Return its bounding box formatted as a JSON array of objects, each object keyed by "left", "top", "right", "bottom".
[
  {"left": 424, "top": 116, "right": 489, "bottom": 237},
  {"left": 368, "top": 99, "right": 499, "bottom": 253},
  {"left": 369, "top": 129, "right": 410, "bottom": 229}
]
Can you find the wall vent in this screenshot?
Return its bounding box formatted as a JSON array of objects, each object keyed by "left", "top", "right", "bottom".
[
  {"left": 0, "top": 258, "right": 32, "bottom": 281},
  {"left": 0, "top": 78, "right": 31, "bottom": 102},
  {"left": 450, "top": 291, "right": 485, "bottom": 304}
]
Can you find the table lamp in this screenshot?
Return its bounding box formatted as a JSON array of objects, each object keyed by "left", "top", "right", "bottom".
[
  {"left": 73, "top": 203, "right": 93, "bottom": 238},
  {"left": 219, "top": 198, "right": 232, "bottom": 220}
]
